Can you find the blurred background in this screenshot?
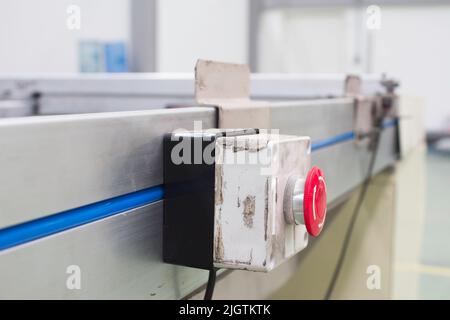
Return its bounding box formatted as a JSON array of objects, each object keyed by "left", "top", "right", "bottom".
[
  {"left": 1, "top": 0, "right": 450, "bottom": 135},
  {"left": 1, "top": 0, "right": 449, "bottom": 299}
]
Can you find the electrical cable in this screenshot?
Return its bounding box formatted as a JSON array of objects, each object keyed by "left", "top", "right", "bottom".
[
  {"left": 323, "top": 115, "right": 385, "bottom": 300},
  {"left": 204, "top": 268, "right": 218, "bottom": 300}
]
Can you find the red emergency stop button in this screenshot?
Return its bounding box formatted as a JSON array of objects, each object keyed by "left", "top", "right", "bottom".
[{"left": 303, "top": 166, "right": 327, "bottom": 236}]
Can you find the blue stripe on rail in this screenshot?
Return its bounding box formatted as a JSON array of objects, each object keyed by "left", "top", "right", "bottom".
[
  {"left": 0, "top": 119, "right": 397, "bottom": 251},
  {"left": 311, "top": 118, "right": 397, "bottom": 152},
  {"left": 0, "top": 186, "right": 164, "bottom": 251},
  {"left": 382, "top": 118, "right": 397, "bottom": 129},
  {"left": 311, "top": 131, "right": 356, "bottom": 152}
]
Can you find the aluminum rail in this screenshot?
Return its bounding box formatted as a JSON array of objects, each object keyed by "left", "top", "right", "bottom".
[
  {"left": 0, "top": 74, "right": 386, "bottom": 115},
  {"left": 0, "top": 107, "right": 216, "bottom": 229},
  {"left": 0, "top": 97, "right": 398, "bottom": 298},
  {"left": 0, "top": 73, "right": 385, "bottom": 98}
]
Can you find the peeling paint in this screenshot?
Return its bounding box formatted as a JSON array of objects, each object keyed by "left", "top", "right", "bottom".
[
  {"left": 220, "top": 247, "right": 253, "bottom": 266},
  {"left": 215, "top": 164, "right": 223, "bottom": 205},
  {"left": 197, "top": 78, "right": 206, "bottom": 91},
  {"left": 264, "top": 178, "right": 269, "bottom": 241},
  {"left": 213, "top": 134, "right": 311, "bottom": 272},
  {"left": 242, "top": 195, "right": 255, "bottom": 228},
  {"left": 221, "top": 139, "right": 268, "bottom": 153},
  {"left": 237, "top": 186, "right": 241, "bottom": 208},
  {"left": 215, "top": 208, "right": 225, "bottom": 262}
]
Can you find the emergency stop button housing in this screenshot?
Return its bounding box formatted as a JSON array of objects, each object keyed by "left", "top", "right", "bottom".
[{"left": 163, "top": 129, "right": 326, "bottom": 272}]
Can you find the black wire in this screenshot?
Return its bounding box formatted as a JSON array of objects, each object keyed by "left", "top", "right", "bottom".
[
  {"left": 204, "top": 268, "right": 218, "bottom": 300},
  {"left": 324, "top": 122, "right": 383, "bottom": 300}
]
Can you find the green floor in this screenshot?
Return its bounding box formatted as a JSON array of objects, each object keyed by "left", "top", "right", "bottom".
[{"left": 419, "top": 152, "right": 450, "bottom": 299}]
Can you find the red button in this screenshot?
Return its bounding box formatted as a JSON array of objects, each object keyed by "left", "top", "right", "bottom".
[{"left": 303, "top": 166, "right": 327, "bottom": 237}]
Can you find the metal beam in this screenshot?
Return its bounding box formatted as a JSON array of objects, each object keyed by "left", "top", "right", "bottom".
[
  {"left": 0, "top": 99, "right": 397, "bottom": 231},
  {"left": 0, "top": 107, "right": 216, "bottom": 229},
  {"left": 0, "top": 74, "right": 385, "bottom": 98},
  {"left": 0, "top": 74, "right": 386, "bottom": 115},
  {"left": 0, "top": 95, "right": 398, "bottom": 298},
  {"left": 0, "top": 202, "right": 210, "bottom": 299},
  {"left": 0, "top": 127, "right": 397, "bottom": 299}
]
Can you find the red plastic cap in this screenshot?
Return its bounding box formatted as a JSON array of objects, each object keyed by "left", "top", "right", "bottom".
[{"left": 303, "top": 166, "right": 327, "bottom": 237}]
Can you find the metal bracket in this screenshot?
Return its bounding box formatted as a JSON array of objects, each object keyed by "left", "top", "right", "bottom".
[
  {"left": 346, "top": 75, "right": 376, "bottom": 146},
  {"left": 380, "top": 77, "right": 400, "bottom": 119},
  {"left": 195, "top": 59, "right": 271, "bottom": 129},
  {"left": 347, "top": 74, "right": 399, "bottom": 149}
]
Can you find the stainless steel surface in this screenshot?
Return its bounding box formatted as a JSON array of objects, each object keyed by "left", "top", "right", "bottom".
[
  {"left": 251, "top": 75, "right": 384, "bottom": 100},
  {"left": 0, "top": 107, "right": 216, "bottom": 229},
  {"left": 0, "top": 74, "right": 386, "bottom": 116},
  {"left": 38, "top": 95, "right": 194, "bottom": 115},
  {"left": 314, "top": 127, "right": 397, "bottom": 206},
  {"left": 0, "top": 201, "right": 209, "bottom": 299},
  {"left": 0, "top": 128, "right": 396, "bottom": 299},
  {"left": 0, "top": 98, "right": 392, "bottom": 230},
  {"left": 0, "top": 74, "right": 196, "bottom": 98},
  {"left": 0, "top": 74, "right": 385, "bottom": 98},
  {"left": 292, "top": 178, "right": 305, "bottom": 224},
  {"left": 0, "top": 99, "right": 33, "bottom": 117},
  {"left": 0, "top": 97, "right": 398, "bottom": 299},
  {"left": 271, "top": 98, "right": 353, "bottom": 140},
  {"left": 0, "top": 98, "right": 396, "bottom": 228}
]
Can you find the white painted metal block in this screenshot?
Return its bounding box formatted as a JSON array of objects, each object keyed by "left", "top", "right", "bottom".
[{"left": 213, "top": 133, "right": 311, "bottom": 272}]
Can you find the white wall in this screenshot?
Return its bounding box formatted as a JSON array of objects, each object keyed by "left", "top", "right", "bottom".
[
  {"left": 0, "top": 0, "right": 248, "bottom": 74},
  {"left": 0, "top": 0, "right": 130, "bottom": 74},
  {"left": 258, "top": 8, "right": 351, "bottom": 73},
  {"left": 257, "top": 5, "right": 450, "bottom": 132},
  {"left": 371, "top": 5, "right": 450, "bottom": 132},
  {"left": 156, "top": 0, "right": 248, "bottom": 72}
]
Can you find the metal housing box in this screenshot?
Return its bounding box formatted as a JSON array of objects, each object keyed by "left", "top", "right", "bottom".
[
  {"left": 214, "top": 134, "right": 311, "bottom": 271},
  {"left": 164, "top": 129, "right": 311, "bottom": 272}
]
